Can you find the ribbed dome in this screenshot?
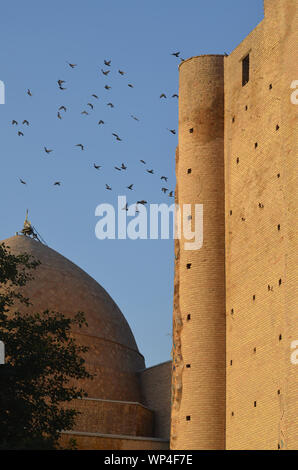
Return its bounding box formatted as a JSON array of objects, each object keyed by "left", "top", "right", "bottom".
[{"left": 1, "top": 235, "right": 145, "bottom": 401}]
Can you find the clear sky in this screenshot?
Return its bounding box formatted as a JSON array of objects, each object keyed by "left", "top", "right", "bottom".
[{"left": 0, "top": 0, "right": 264, "bottom": 367}]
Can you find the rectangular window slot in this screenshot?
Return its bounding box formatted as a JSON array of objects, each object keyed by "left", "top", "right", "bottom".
[
  {"left": 186, "top": 263, "right": 191, "bottom": 269},
  {"left": 242, "top": 54, "right": 250, "bottom": 86}
]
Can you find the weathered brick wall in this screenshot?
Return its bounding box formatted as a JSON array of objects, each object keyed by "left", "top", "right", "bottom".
[
  {"left": 139, "top": 361, "right": 172, "bottom": 439},
  {"left": 64, "top": 398, "right": 153, "bottom": 437},
  {"left": 60, "top": 432, "right": 169, "bottom": 450},
  {"left": 171, "top": 55, "right": 226, "bottom": 450},
  {"left": 224, "top": 0, "right": 297, "bottom": 450}
]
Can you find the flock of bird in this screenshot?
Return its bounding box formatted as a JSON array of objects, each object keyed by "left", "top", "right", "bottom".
[{"left": 13, "top": 53, "right": 182, "bottom": 209}]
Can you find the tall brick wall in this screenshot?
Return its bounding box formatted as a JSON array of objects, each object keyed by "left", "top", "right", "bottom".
[
  {"left": 224, "top": 0, "right": 297, "bottom": 449},
  {"left": 139, "top": 361, "right": 172, "bottom": 439},
  {"left": 171, "top": 55, "right": 226, "bottom": 450}
]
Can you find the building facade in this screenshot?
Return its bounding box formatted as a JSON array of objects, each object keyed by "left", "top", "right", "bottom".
[{"left": 171, "top": 0, "right": 297, "bottom": 450}]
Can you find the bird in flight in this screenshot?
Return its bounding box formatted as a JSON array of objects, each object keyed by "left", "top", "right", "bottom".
[
  {"left": 161, "top": 176, "right": 168, "bottom": 181},
  {"left": 147, "top": 169, "right": 154, "bottom": 174},
  {"left": 22, "top": 120, "right": 29, "bottom": 126},
  {"left": 58, "top": 80, "right": 66, "bottom": 87},
  {"left": 160, "top": 93, "right": 167, "bottom": 99},
  {"left": 121, "top": 163, "right": 127, "bottom": 170},
  {"left": 19, "top": 178, "right": 27, "bottom": 185},
  {"left": 172, "top": 94, "right": 179, "bottom": 98},
  {"left": 122, "top": 203, "right": 129, "bottom": 211},
  {"left": 101, "top": 69, "right": 110, "bottom": 76},
  {"left": 94, "top": 164, "right": 101, "bottom": 170},
  {"left": 105, "top": 184, "right": 112, "bottom": 190},
  {"left": 169, "top": 191, "right": 174, "bottom": 197},
  {"left": 105, "top": 85, "right": 111, "bottom": 90},
  {"left": 112, "top": 133, "right": 122, "bottom": 141},
  {"left": 140, "top": 160, "right": 146, "bottom": 164},
  {"left": 98, "top": 120, "right": 105, "bottom": 125},
  {"left": 114, "top": 166, "right": 121, "bottom": 171},
  {"left": 12, "top": 120, "right": 18, "bottom": 125},
  {"left": 127, "top": 184, "right": 134, "bottom": 190},
  {"left": 44, "top": 147, "right": 53, "bottom": 153},
  {"left": 104, "top": 60, "right": 111, "bottom": 66},
  {"left": 137, "top": 200, "right": 147, "bottom": 205},
  {"left": 172, "top": 52, "right": 180, "bottom": 57},
  {"left": 68, "top": 62, "right": 77, "bottom": 68},
  {"left": 81, "top": 110, "right": 89, "bottom": 115},
  {"left": 131, "top": 115, "right": 139, "bottom": 121},
  {"left": 27, "top": 89, "right": 32, "bottom": 96},
  {"left": 168, "top": 129, "right": 176, "bottom": 135},
  {"left": 59, "top": 84, "right": 67, "bottom": 90},
  {"left": 161, "top": 187, "right": 168, "bottom": 194},
  {"left": 18, "top": 131, "right": 24, "bottom": 136},
  {"left": 128, "top": 83, "right": 134, "bottom": 88},
  {"left": 92, "top": 94, "right": 99, "bottom": 99},
  {"left": 75, "top": 144, "right": 84, "bottom": 150},
  {"left": 107, "top": 103, "right": 114, "bottom": 108},
  {"left": 57, "top": 112, "right": 62, "bottom": 120},
  {"left": 87, "top": 103, "right": 94, "bottom": 109},
  {"left": 54, "top": 181, "right": 61, "bottom": 186},
  {"left": 118, "top": 70, "right": 125, "bottom": 75},
  {"left": 59, "top": 105, "right": 67, "bottom": 112}
]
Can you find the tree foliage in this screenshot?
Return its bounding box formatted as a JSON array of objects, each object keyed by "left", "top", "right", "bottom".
[{"left": 0, "top": 241, "right": 93, "bottom": 449}]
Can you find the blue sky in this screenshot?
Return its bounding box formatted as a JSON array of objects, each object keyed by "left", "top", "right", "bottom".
[{"left": 0, "top": 0, "right": 264, "bottom": 367}]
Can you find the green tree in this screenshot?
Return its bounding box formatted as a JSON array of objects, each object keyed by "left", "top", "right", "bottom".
[{"left": 0, "top": 241, "right": 93, "bottom": 449}]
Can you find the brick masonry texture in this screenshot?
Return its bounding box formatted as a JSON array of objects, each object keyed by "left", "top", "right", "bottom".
[{"left": 171, "top": 0, "right": 297, "bottom": 450}]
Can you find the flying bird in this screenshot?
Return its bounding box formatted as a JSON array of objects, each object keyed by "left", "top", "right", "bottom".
[
  {"left": 169, "top": 191, "right": 174, "bottom": 197},
  {"left": 104, "top": 60, "right": 111, "bottom": 66},
  {"left": 112, "top": 133, "right": 122, "bottom": 141},
  {"left": 94, "top": 164, "right": 101, "bottom": 170},
  {"left": 59, "top": 85, "right": 67, "bottom": 90},
  {"left": 114, "top": 166, "right": 121, "bottom": 171},
  {"left": 121, "top": 163, "right": 127, "bottom": 170},
  {"left": 22, "top": 120, "right": 29, "bottom": 126},
  {"left": 171, "top": 52, "right": 180, "bottom": 57},
  {"left": 172, "top": 94, "right": 179, "bottom": 98},
  {"left": 122, "top": 203, "right": 129, "bottom": 211},
  {"left": 128, "top": 84, "right": 134, "bottom": 88},
  {"left": 57, "top": 80, "right": 66, "bottom": 87},
  {"left": 68, "top": 63, "right": 77, "bottom": 68},
  {"left": 57, "top": 112, "right": 62, "bottom": 120},
  {"left": 87, "top": 103, "right": 94, "bottom": 109},
  {"left": 12, "top": 120, "right": 18, "bottom": 125},
  {"left": 140, "top": 160, "right": 146, "bottom": 164},
  {"left": 160, "top": 93, "right": 167, "bottom": 99},
  {"left": 98, "top": 120, "right": 105, "bottom": 125},
  {"left": 168, "top": 128, "right": 176, "bottom": 135},
  {"left": 105, "top": 184, "right": 112, "bottom": 190},
  {"left": 101, "top": 69, "right": 110, "bottom": 76},
  {"left": 75, "top": 144, "right": 84, "bottom": 150},
  {"left": 104, "top": 85, "right": 111, "bottom": 90},
  {"left": 81, "top": 110, "right": 89, "bottom": 115},
  {"left": 44, "top": 147, "right": 53, "bottom": 153},
  {"left": 92, "top": 94, "right": 99, "bottom": 99},
  {"left": 131, "top": 115, "right": 139, "bottom": 121},
  {"left": 18, "top": 131, "right": 24, "bottom": 136},
  {"left": 161, "top": 176, "right": 168, "bottom": 181},
  {"left": 147, "top": 169, "right": 154, "bottom": 174},
  {"left": 161, "top": 187, "right": 168, "bottom": 193},
  {"left": 107, "top": 103, "right": 114, "bottom": 108},
  {"left": 118, "top": 70, "right": 125, "bottom": 75},
  {"left": 137, "top": 200, "right": 147, "bottom": 205},
  {"left": 59, "top": 106, "right": 67, "bottom": 112},
  {"left": 27, "top": 89, "right": 32, "bottom": 96},
  {"left": 19, "top": 178, "right": 27, "bottom": 185},
  {"left": 127, "top": 184, "right": 134, "bottom": 190},
  {"left": 54, "top": 182, "right": 61, "bottom": 186}
]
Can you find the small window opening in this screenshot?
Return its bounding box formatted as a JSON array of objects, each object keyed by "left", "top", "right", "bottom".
[
  {"left": 259, "top": 203, "right": 264, "bottom": 208},
  {"left": 279, "top": 334, "right": 282, "bottom": 341},
  {"left": 245, "top": 105, "right": 248, "bottom": 111},
  {"left": 277, "top": 224, "right": 281, "bottom": 231},
  {"left": 254, "top": 401, "right": 257, "bottom": 407},
  {"left": 186, "top": 263, "right": 191, "bottom": 270},
  {"left": 186, "top": 416, "right": 191, "bottom": 421},
  {"left": 253, "top": 295, "right": 256, "bottom": 301},
  {"left": 277, "top": 390, "right": 281, "bottom": 395},
  {"left": 231, "top": 308, "right": 234, "bottom": 315},
  {"left": 187, "top": 314, "right": 191, "bottom": 321},
  {"left": 277, "top": 173, "right": 280, "bottom": 178},
  {"left": 236, "top": 157, "right": 239, "bottom": 164},
  {"left": 269, "top": 84, "right": 272, "bottom": 90},
  {"left": 279, "top": 279, "right": 282, "bottom": 286},
  {"left": 276, "top": 124, "right": 280, "bottom": 131},
  {"left": 232, "top": 116, "right": 235, "bottom": 123},
  {"left": 189, "top": 128, "right": 194, "bottom": 133},
  {"left": 230, "top": 210, "right": 233, "bottom": 216},
  {"left": 231, "top": 411, "right": 234, "bottom": 417},
  {"left": 230, "top": 360, "right": 233, "bottom": 366},
  {"left": 187, "top": 168, "right": 192, "bottom": 174},
  {"left": 255, "top": 142, "right": 258, "bottom": 149},
  {"left": 253, "top": 347, "right": 257, "bottom": 353},
  {"left": 186, "top": 364, "right": 191, "bottom": 368},
  {"left": 242, "top": 54, "right": 250, "bottom": 86}
]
